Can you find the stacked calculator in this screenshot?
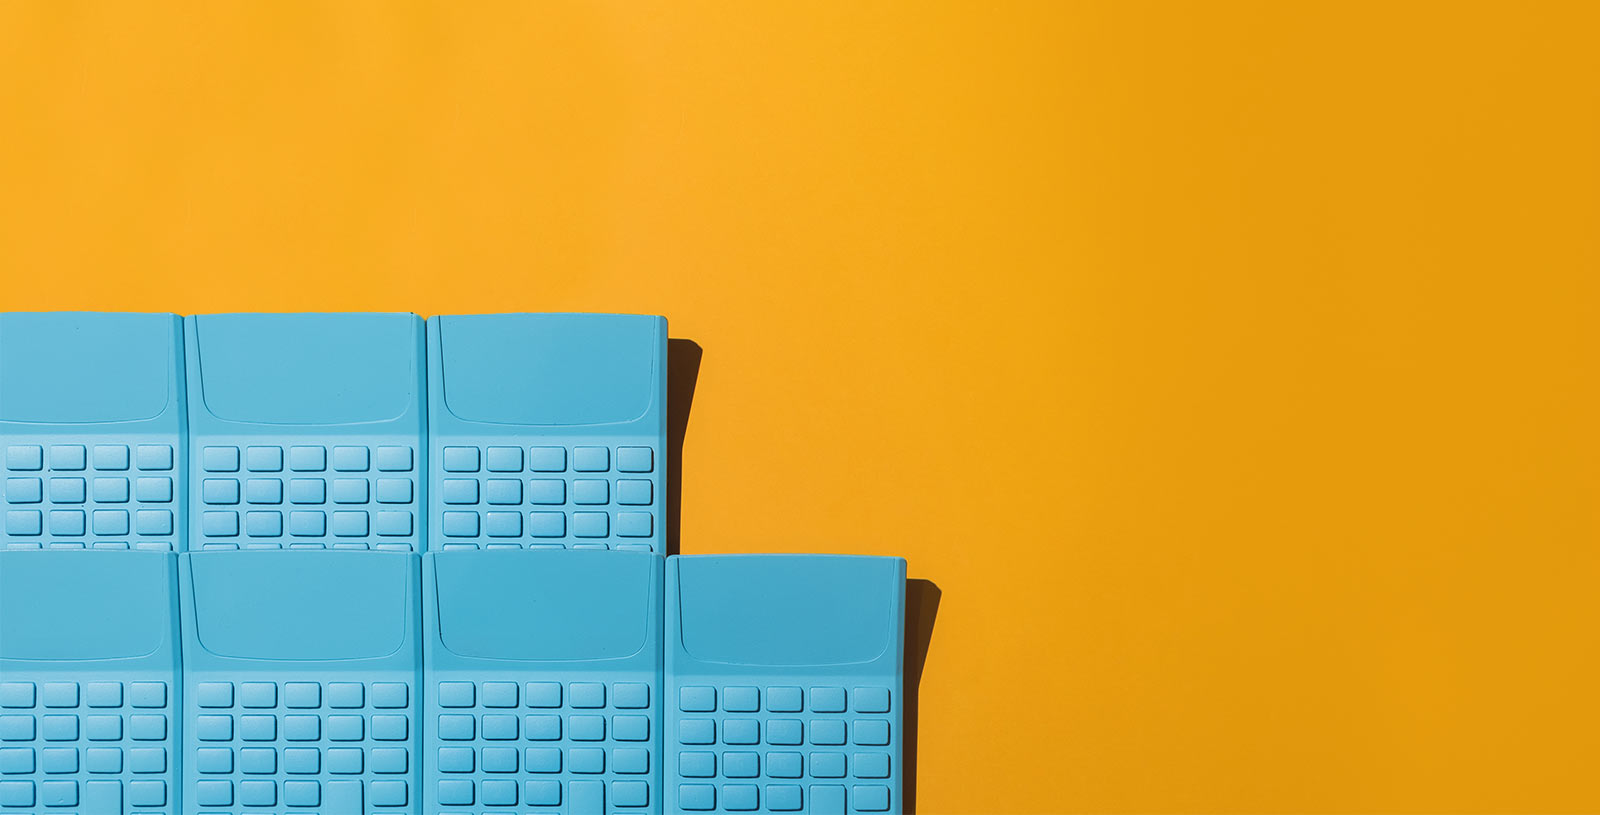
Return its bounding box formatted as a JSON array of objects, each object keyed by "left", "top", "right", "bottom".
[{"left": 0, "top": 311, "right": 906, "bottom": 814}]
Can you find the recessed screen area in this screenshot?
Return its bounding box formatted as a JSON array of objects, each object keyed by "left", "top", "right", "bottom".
[
  {"left": 438, "top": 313, "right": 658, "bottom": 426},
  {"left": 0, "top": 551, "right": 170, "bottom": 660},
  {"left": 194, "top": 313, "right": 417, "bottom": 424},
  {"left": 189, "top": 552, "right": 409, "bottom": 660},
  {"left": 435, "top": 550, "right": 651, "bottom": 661},
  {"left": 0, "top": 312, "right": 172, "bottom": 423},
  {"left": 677, "top": 556, "right": 898, "bottom": 666}
]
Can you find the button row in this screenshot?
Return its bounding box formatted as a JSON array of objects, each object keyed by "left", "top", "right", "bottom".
[
  {"left": 437, "top": 681, "right": 648, "bottom": 710},
  {"left": 442, "top": 446, "right": 654, "bottom": 474},
  {"left": 434, "top": 542, "right": 656, "bottom": 552},
  {"left": 201, "top": 445, "right": 413, "bottom": 473},
  {"left": 678, "top": 719, "right": 890, "bottom": 747},
  {"left": 436, "top": 745, "right": 650, "bottom": 774},
  {"left": 3, "top": 541, "right": 173, "bottom": 552},
  {"left": 194, "top": 777, "right": 405, "bottom": 808},
  {"left": 4, "top": 445, "right": 173, "bottom": 473},
  {"left": 0, "top": 715, "right": 168, "bottom": 743},
  {"left": 202, "top": 477, "right": 414, "bottom": 506},
  {"left": 200, "top": 509, "right": 413, "bottom": 538},
  {"left": 679, "top": 686, "right": 891, "bottom": 714},
  {"left": 4, "top": 476, "right": 174, "bottom": 505},
  {"left": 441, "top": 478, "right": 652, "bottom": 506},
  {"left": 0, "top": 683, "right": 166, "bottom": 710},
  {"left": 195, "top": 714, "right": 408, "bottom": 742},
  {"left": 196, "top": 682, "right": 405, "bottom": 710},
  {"left": 4, "top": 509, "right": 172, "bottom": 537},
  {"left": 679, "top": 782, "right": 889, "bottom": 812},
  {"left": 195, "top": 745, "right": 408, "bottom": 775},
  {"left": 0, "top": 745, "right": 167, "bottom": 774},
  {"left": 441, "top": 510, "right": 653, "bottom": 538},
  {"left": 439, "top": 777, "right": 646, "bottom": 808},
  {"left": 437, "top": 714, "right": 649, "bottom": 742},
  {"left": 678, "top": 750, "right": 890, "bottom": 779},
  {"left": 0, "top": 778, "right": 168, "bottom": 809}
]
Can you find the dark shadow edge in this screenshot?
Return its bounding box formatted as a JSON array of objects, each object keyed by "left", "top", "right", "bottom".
[
  {"left": 666, "top": 338, "right": 703, "bottom": 557},
  {"left": 904, "top": 577, "right": 941, "bottom": 814}
]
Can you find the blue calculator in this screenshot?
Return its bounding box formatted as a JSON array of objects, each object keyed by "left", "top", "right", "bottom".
[
  {"left": 666, "top": 555, "right": 905, "bottom": 814},
  {"left": 184, "top": 314, "right": 426, "bottom": 552},
  {"left": 1, "top": 312, "right": 187, "bottom": 552},
  {"left": 0, "top": 549, "right": 182, "bottom": 814},
  {"left": 427, "top": 313, "right": 667, "bottom": 553},
  {"left": 179, "top": 550, "right": 421, "bottom": 814},
  {"left": 424, "top": 549, "right": 663, "bottom": 813}
]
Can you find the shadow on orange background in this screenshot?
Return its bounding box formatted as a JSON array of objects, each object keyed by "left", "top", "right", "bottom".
[{"left": 5, "top": 2, "right": 1600, "bottom": 812}]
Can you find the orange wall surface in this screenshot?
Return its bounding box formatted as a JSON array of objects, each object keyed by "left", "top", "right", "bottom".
[{"left": 4, "top": 3, "right": 1600, "bottom": 812}]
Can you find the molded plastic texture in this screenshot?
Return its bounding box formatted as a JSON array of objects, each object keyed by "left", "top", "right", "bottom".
[
  {"left": 434, "top": 549, "right": 654, "bottom": 660},
  {"left": 436, "top": 313, "right": 659, "bottom": 427},
  {"left": 426, "top": 313, "right": 667, "bottom": 554},
  {"left": 0, "top": 312, "right": 174, "bottom": 424},
  {"left": 666, "top": 555, "right": 906, "bottom": 815},
  {"left": 0, "top": 312, "right": 187, "bottom": 553},
  {"left": 0, "top": 550, "right": 172, "bottom": 660},
  {"left": 185, "top": 313, "right": 426, "bottom": 554},
  {"left": 424, "top": 549, "right": 664, "bottom": 814},
  {"left": 190, "top": 313, "right": 416, "bottom": 425},
  {"left": 0, "top": 549, "right": 182, "bottom": 815},
  {"left": 677, "top": 556, "right": 899, "bottom": 667},
  {"left": 187, "top": 550, "right": 410, "bottom": 660},
  {"left": 178, "top": 550, "right": 422, "bottom": 815}
]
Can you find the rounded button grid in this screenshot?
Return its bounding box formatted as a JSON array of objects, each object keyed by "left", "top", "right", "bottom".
[
  {"left": 3, "top": 444, "right": 177, "bottom": 551},
  {"left": 674, "top": 685, "right": 894, "bottom": 813},
  {"left": 188, "top": 679, "right": 413, "bottom": 813},
  {"left": 435, "top": 444, "right": 659, "bottom": 552},
  {"left": 195, "top": 444, "right": 418, "bottom": 553},
  {"left": 0, "top": 679, "right": 174, "bottom": 812},
  {"left": 432, "top": 679, "right": 655, "bottom": 810}
]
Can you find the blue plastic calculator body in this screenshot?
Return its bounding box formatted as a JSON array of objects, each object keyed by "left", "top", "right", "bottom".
[
  {"left": 184, "top": 314, "right": 426, "bottom": 553},
  {"left": 0, "top": 549, "right": 182, "bottom": 814},
  {"left": 423, "top": 549, "right": 664, "bottom": 813},
  {"left": 665, "top": 555, "right": 905, "bottom": 815},
  {"left": 1, "top": 312, "right": 187, "bottom": 552},
  {"left": 426, "top": 313, "right": 667, "bottom": 553},
  {"left": 178, "top": 550, "right": 422, "bottom": 815}
]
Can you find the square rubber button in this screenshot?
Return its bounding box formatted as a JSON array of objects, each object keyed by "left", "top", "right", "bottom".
[
  {"left": 287, "top": 446, "right": 326, "bottom": 472},
  {"left": 442, "top": 447, "right": 481, "bottom": 472},
  {"left": 202, "top": 446, "right": 239, "bottom": 472},
  {"left": 617, "top": 446, "right": 654, "bottom": 472},
  {"left": 92, "top": 445, "right": 129, "bottom": 471},
  {"left": 573, "top": 446, "right": 609, "bottom": 472},
  {"left": 485, "top": 446, "right": 523, "bottom": 472},
  {"left": 529, "top": 447, "right": 566, "bottom": 472},
  {"left": 375, "top": 446, "right": 412, "bottom": 471}
]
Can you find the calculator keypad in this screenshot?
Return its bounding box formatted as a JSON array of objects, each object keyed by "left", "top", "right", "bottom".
[
  {"left": 188, "top": 679, "right": 413, "bottom": 813},
  {"left": 674, "top": 685, "right": 893, "bottom": 813},
  {"left": 3, "top": 443, "right": 178, "bottom": 551},
  {"left": 434, "top": 444, "right": 661, "bottom": 553},
  {"left": 0, "top": 679, "right": 175, "bottom": 813},
  {"left": 431, "top": 679, "right": 656, "bottom": 810},
  {"left": 195, "top": 444, "right": 419, "bottom": 552}
]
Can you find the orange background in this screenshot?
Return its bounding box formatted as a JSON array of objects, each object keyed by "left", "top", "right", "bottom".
[{"left": 4, "top": 2, "right": 1600, "bottom": 812}]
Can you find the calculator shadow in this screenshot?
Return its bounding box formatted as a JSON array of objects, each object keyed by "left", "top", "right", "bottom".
[
  {"left": 904, "top": 578, "right": 942, "bottom": 814},
  {"left": 666, "top": 338, "right": 703, "bottom": 557}
]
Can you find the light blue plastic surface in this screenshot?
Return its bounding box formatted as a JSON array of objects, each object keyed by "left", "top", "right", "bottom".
[
  {"left": 185, "top": 314, "right": 426, "bottom": 554},
  {"left": 179, "top": 550, "right": 421, "bottom": 815},
  {"left": 424, "top": 549, "right": 664, "bottom": 813},
  {"left": 0, "top": 549, "right": 182, "bottom": 815},
  {"left": 666, "top": 555, "right": 905, "bottom": 815},
  {"left": 0, "top": 312, "right": 187, "bottom": 553},
  {"left": 427, "top": 314, "right": 667, "bottom": 554}
]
